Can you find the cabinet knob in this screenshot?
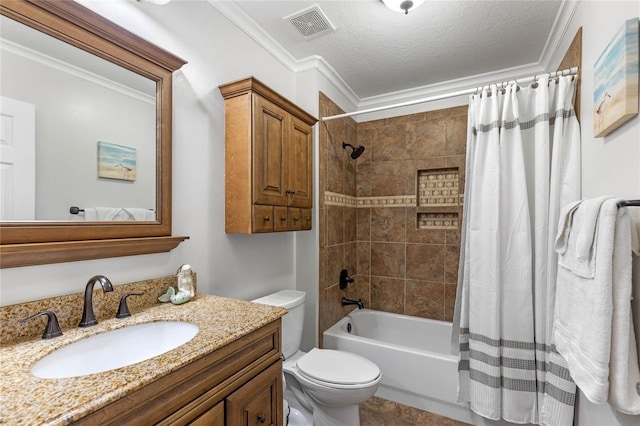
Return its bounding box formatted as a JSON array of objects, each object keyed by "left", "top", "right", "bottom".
[
  {"left": 257, "top": 413, "right": 266, "bottom": 423},
  {"left": 306, "top": 216, "right": 311, "bottom": 221},
  {"left": 293, "top": 217, "right": 299, "bottom": 222},
  {"left": 263, "top": 216, "right": 270, "bottom": 222},
  {"left": 280, "top": 216, "right": 287, "bottom": 222}
]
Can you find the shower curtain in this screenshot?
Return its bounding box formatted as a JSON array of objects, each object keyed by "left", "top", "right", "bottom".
[{"left": 452, "top": 75, "right": 580, "bottom": 425}]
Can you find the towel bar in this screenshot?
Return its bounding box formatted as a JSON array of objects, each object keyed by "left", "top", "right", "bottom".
[{"left": 616, "top": 199, "right": 640, "bottom": 208}]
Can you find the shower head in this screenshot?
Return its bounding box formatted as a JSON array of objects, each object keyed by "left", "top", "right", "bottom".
[{"left": 342, "top": 142, "right": 365, "bottom": 160}]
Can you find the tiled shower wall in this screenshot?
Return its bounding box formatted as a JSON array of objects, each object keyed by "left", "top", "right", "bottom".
[
  {"left": 318, "top": 93, "right": 360, "bottom": 343},
  {"left": 318, "top": 92, "right": 467, "bottom": 343}
]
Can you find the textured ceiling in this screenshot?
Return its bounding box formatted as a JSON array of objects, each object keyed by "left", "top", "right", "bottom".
[{"left": 228, "top": 0, "right": 563, "bottom": 100}]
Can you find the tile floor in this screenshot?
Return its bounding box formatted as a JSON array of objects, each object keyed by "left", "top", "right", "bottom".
[{"left": 360, "top": 396, "right": 471, "bottom": 426}]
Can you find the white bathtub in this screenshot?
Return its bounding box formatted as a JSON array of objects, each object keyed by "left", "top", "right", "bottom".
[{"left": 323, "top": 309, "right": 507, "bottom": 425}]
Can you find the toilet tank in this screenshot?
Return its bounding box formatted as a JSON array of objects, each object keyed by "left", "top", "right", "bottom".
[{"left": 252, "top": 290, "right": 305, "bottom": 359}]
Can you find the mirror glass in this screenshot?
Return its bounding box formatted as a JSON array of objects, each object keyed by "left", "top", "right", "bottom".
[{"left": 0, "top": 15, "right": 157, "bottom": 222}]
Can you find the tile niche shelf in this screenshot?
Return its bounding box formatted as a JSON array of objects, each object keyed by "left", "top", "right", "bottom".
[{"left": 416, "top": 167, "right": 461, "bottom": 230}]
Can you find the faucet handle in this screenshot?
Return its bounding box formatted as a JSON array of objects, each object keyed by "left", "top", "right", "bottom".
[
  {"left": 20, "top": 311, "right": 63, "bottom": 339},
  {"left": 116, "top": 292, "right": 145, "bottom": 318},
  {"left": 339, "top": 269, "right": 355, "bottom": 290}
]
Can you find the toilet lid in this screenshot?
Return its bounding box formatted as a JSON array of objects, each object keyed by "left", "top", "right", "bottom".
[{"left": 296, "top": 348, "right": 380, "bottom": 385}]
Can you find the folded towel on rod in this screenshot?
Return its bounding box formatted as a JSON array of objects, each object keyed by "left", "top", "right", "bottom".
[
  {"left": 83, "top": 207, "right": 155, "bottom": 221},
  {"left": 553, "top": 197, "right": 640, "bottom": 414},
  {"left": 121, "top": 208, "right": 155, "bottom": 221},
  {"left": 554, "top": 195, "right": 611, "bottom": 278}
]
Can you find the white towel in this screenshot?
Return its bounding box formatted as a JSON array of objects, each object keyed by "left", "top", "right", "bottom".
[
  {"left": 555, "top": 196, "right": 611, "bottom": 278},
  {"left": 608, "top": 206, "right": 640, "bottom": 414},
  {"left": 555, "top": 199, "right": 582, "bottom": 256},
  {"left": 553, "top": 198, "right": 640, "bottom": 414},
  {"left": 121, "top": 208, "right": 155, "bottom": 221},
  {"left": 83, "top": 207, "right": 121, "bottom": 221},
  {"left": 83, "top": 207, "right": 154, "bottom": 221}
]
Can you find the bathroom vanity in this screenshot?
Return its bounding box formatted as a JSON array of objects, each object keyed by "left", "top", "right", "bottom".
[{"left": 0, "top": 294, "right": 286, "bottom": 425}]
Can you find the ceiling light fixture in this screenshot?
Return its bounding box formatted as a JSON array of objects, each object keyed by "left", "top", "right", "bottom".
[{"left": 381, "top": 0, "right": 426, "bottom": 15}]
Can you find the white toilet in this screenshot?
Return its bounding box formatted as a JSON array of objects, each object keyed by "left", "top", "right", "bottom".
[{"left": 252, "top": 290, "right": 380, "bottom": 426}]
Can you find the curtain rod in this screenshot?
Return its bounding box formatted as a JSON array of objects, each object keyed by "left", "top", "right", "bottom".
[{"left": 321, "top": 66, "right": 579, "bottom": 122}]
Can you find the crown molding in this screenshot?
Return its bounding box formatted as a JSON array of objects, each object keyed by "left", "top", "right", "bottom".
[
  {"left": 295, "top": 55, "right": 360, "bottom": 106},
  {"left": 206, "top": 0, "right": 359, "bottom": 107},
  {"left": 357, "top": 62, "right": 547, "bottom": 110},
  {"left": 206, "top": 0, "right": 297, "bottom": 70},
  {"left": 538, "top": 0, "right": 581, "bottom": 70},
  {"left": 1, "top": 40, "right": 155, "bottom": 105},
  {"left": 208, "top": 0, "right": 578, "bottom": 112}
]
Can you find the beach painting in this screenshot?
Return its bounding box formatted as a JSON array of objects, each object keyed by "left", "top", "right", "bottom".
[
  {"left": 594, "top": 17, "right": 639, "bottom": 138},
  {"left": 97, "top": 141, "right": 137, "bottom": 181}
]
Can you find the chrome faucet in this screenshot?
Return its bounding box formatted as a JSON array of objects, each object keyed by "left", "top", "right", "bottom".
[
  {"left": 342, "top": 297, "right": 364, "bottom": 310},
  {"left": 79, "top": 275, "right": 114, "bottom": 327}
]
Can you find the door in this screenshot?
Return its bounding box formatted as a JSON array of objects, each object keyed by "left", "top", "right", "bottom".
[
  {"left": 287, "top": 116, "right": 312, "bottom": 208},
  {"left": 0, "top": 96, "right": 36, "bottom": 220},
  {"left": 226, "top": 361, "right": 282, "bottom": 426},
  {"left": 253, "top": 95, "right": 288, "bottom": 206}
]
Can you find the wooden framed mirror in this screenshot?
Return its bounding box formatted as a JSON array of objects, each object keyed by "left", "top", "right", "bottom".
[{"left": 0, "top": 0, "right": 188, "bottom": 268}]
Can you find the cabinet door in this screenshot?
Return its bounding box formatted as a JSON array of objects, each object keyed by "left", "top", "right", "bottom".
[
  {"left": 287, "top": 116, "right": 312, "bottom": 208},
  {"left": 226, "top": 361, "right": 282, "bottom": 426},
  {"left": 253, "top": 96, "right": 288, "bottom": 206}
]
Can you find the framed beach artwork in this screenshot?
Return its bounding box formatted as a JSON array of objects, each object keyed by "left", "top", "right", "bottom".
[
  {"left": 594, "top": 17, "right": 639, "bottom": 138},
  {"left": 97, "top": 141, "right": 137, "bottom": 181}
]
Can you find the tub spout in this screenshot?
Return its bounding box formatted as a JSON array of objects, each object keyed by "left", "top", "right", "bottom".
[{"left": 342, "top": 297, "right": 364, "bottom": 309}]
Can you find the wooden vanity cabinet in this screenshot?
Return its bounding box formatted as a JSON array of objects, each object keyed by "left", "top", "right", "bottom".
[
  {"left": 74, "top": 320, "right": 283, "bottom": 426},
  {"left": 220, "top": 77, "right": 317, "bottom": 234}
]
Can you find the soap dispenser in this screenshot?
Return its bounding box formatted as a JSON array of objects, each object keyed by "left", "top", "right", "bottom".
[{"left": 176, "top": 264, "right": 195, "bottom": 298}]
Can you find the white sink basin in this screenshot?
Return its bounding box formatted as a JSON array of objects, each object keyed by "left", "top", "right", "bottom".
[{"left": 32, "top": 321, "right": 199, "bottom": 379}]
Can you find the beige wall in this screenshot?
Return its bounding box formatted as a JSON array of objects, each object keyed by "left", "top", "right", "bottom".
[
  {"left": 317, "top": 93, "right": 359, "bottom": 344},
  {"left": 355, "top": 107, "right": 467, "bottom": 321},
  {"left": 318, "top": 92, "right": 467, "bottom": 343}
]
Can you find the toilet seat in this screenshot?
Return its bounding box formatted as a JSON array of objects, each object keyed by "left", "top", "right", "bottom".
[{"left": 295, "top": 348, "right": 380, "bottom": 388}]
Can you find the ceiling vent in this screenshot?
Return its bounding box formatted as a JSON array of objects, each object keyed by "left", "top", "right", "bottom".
[{"left": 285, "top": 5, "right": 335, "bottom": 40}]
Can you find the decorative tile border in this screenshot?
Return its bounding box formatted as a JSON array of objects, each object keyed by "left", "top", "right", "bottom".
[
  {"left": 357, "top": 195, "right": 416, "bottom": 207},
  {"left": 324, "top": 192, "right": 415, "bottom": 208},
  {"left": 324, "top": 192, "right": 357, "bottom": 207},
  {"left": 417, "top": 213, "right": 459, "bottom": 230}
]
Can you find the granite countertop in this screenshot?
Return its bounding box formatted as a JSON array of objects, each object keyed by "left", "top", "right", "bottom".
[{"left": 0, "top": 294, "right": 286, "bottom": 425}]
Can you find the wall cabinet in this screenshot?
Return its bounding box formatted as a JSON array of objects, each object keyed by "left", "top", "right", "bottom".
[
  {"left": 74, "top": 320, "right": 283, "bottom": 425},
  {"left": 219, "top": 77, "right": 317, "bottom": 234}
]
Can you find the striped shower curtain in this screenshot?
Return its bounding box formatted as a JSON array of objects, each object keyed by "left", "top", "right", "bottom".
[{"left": 452, "top": 75, "right": 581, "bottom": 425}]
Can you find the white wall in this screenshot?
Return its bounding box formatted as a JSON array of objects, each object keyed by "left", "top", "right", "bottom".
[
  {"left": 549, "top": 1, "right": 640, "bottom": 425},
  {"left": 0, "top": 1, "right": 305, "bottom": 306}
]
